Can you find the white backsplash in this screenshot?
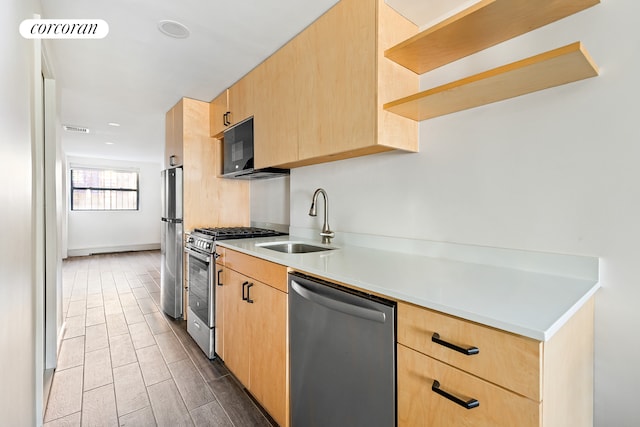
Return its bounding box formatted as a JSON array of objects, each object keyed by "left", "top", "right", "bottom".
[{"left": 250, "top": 175, "right": 291, "bottom": 228}]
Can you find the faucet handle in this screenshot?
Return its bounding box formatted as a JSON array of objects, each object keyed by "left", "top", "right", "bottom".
[{"left": 320, "top": 230, "right": 335, "bottom": 245}]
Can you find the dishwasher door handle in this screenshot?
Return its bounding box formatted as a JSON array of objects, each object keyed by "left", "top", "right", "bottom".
[{"left": 291, "top": 280, "right": 387, "bottom": 323}]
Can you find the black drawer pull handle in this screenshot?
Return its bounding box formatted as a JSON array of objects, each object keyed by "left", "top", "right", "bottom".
[
  {"left": 217, "top": 269, "right": 223, "bottom": 287},
  {"left": 246, "top": 283, "right": 254, "bottom": 304},
  {"left": 241, "top": 281, "right": 249, "bottom": 300},
  {"left": 432, "top": 380, "right": 479, "bottom": 410},
  {"left": 432, "top": 333, "right": 479, "bottom": 355}
]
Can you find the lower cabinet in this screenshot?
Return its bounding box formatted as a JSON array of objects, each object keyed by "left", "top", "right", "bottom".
[
  {"left": 219, "top": 250, "right": 288, "bottom": 427},
  {"left": 217, "top": 248, "right": 594, "bottom": 427},
  {"left": 397, "top": 298, "right": 595, "bottom": 427},
  {"left": 398, "top": 344, "right": 539, "bottom": 426}
]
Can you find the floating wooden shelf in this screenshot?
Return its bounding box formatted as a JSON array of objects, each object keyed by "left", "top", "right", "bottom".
[
  {"left": 383, "top": 42, "right": 598, "bottom": 121},
  {"left": 384, "top": 0, "right": 600, "bottom": 74}
]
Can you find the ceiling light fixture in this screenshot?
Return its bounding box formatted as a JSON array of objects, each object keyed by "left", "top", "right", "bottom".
[
  {"left": 158, "top": 20, "right": 190, "bottom": 39},
  {"left": 108, "top": 122, "right": 120, "bottom": 127},
  {"left": 105, "top": 142, "right": 114, "bottom": 145}
]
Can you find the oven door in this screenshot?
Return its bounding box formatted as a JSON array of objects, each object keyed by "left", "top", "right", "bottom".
[{"left": 185, "top": 246, "right": 215, "bottom": 328}]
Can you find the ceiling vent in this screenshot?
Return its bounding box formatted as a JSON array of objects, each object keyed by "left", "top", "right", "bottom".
[{"left": 63, "top": 125, "right": 90, "bottom": 134}]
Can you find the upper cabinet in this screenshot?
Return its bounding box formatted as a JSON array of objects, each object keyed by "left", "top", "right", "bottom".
[
  {"left": 165, "top": 100, "right": 184, "bottom": 167},
  {"left": 212, "top": 0, "right": 420, "bottom": 170},
  {"left": 252, "top": 33, "right": 300, "bottom": 168},
  {"left": 266, "top": 0, "right": 419, "bottom": 169},
  {"left": 209, "top": 90, "right": 228, "bottom": 138},
  {"left": 209, "top": 69, "right": 260, "bottom": 139}
]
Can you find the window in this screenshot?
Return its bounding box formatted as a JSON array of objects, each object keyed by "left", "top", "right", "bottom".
[{"left": 71, "top": 168, "right": 139, "bottom": 211}]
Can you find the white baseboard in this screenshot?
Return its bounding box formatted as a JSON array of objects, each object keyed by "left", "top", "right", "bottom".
[{"left": 67, "top": 243, "right": 160, "bottom": 257}]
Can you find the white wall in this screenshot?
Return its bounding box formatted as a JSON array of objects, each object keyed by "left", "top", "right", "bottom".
[
  {"left": 250, "top": 176, "right": 290, "bottom": 227},
  {"left": 0, "top": 0, "right": 40, "bottom": 424},
  {"left": 291, "top": 1, "right": 638, "bottom": 425},
  {"left": 66, "top": 156, "right": 162, "bottom": 256}
]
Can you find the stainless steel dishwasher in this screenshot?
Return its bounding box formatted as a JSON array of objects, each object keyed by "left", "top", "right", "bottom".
[{"left": 288, "top": 272, "right": 396, "bottom": 427}]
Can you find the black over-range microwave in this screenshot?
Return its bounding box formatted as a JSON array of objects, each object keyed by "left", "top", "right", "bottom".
[{"left": 221, "top": 117, "right": 289, "bottom": 180}]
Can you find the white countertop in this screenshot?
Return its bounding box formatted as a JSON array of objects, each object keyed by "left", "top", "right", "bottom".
[{"left": 216, "top": 234, "right": 599, "bottom": 341}]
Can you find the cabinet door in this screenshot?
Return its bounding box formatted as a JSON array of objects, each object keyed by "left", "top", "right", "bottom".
[
  {"left": 249, "top": 281, "right": 288, "bottom": 427},
  {"left": 297, "top": 0, "right": 377, "bottom": 161},
  {"left": 222, "top": 269, "right": 252, "bottom": 386},
  {"left": 398, "top": 344, "right": 539, "bottom": 427},
  {"left": 165, "top": 100, "right": 184, "bottom": 167},
  {"left": 228, "top": 67, "right": 257, "bottom": 126},
  {"left": 253, "top": 38, "right": 299, "bottom": 169},
  {"left": 209, "top": 90, "right": 228, "bottom": 137}
]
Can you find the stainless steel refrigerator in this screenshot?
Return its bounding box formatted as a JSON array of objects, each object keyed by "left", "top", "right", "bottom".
[{"left": 160, "top": 167, "right": 183, "bottom": 318}]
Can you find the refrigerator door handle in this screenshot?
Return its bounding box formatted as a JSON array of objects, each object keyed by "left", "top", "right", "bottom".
[{"left": 162, "top": 217, "right": 182, "bottom": 224}]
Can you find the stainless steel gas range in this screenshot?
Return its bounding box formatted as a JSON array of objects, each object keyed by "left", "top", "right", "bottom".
[{"left": 184, "top": 227, "right": 287, "bottom": 359}]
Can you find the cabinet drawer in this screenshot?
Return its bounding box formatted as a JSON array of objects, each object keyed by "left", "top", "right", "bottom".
[
  {"left": 225, "top": 249, "right": 288, "bottom": 292},
  {"left": 398, "top": 302, "right": 541, "bottom": 400},
  {"left": 398, "top": 344, "right": 540, "bottom": 427}
]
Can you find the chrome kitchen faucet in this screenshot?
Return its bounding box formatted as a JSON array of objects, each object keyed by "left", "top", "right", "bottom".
[{"left": 309, "top": 188, "right": 335, "bottom": 244}]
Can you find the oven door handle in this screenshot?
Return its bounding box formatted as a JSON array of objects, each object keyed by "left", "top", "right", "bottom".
[{"left": 184, "top": 247, "right": 211, "bottom": 263}]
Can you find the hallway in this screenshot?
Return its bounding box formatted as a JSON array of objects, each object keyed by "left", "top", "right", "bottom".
[{"left": 44, "top": 251, "right": 274, "bottom": 427}]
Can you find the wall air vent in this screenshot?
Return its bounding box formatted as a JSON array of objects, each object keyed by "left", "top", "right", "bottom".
[{"left": 63, "top": 125, "right": 90, "bottom": 134}]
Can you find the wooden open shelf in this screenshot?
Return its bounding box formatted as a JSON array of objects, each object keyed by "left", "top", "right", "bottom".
[
  {"left": 384, "top": 0, "right": 600, "bottom": 74},
  {"left": 383, "top": 42, "right": 598, "bottom": 121}
]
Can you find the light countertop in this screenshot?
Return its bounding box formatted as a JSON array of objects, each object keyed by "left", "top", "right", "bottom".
[{"left": 216, "top": 234, "right": 599, "bottom": 341}]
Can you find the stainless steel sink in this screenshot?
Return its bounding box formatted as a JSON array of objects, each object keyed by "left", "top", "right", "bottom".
[{"left": 256, "top": 241, "right": 336, "bottom": 254}]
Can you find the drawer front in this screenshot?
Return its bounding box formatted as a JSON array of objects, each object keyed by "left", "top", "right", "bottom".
[
  {"left": 225, "top": 249, "right": 288, "bottom": 292},
  {"left": 398, "top": 302, "right": 541, "bottom": 400},
  {"left": 398, "top": 344, "right": 540, "bottom": 427}
]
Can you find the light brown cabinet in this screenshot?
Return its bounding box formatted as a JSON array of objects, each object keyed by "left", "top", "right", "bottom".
[
  {"left": 220, "top": 249, "right": 289, "bottom": 427},
  {"left": 397, "top": 298, "right": 595, "bottom": 427},
  {"left": 164, "top": 100, "right": 184, "bottom": 167},
  {"left": 256, "top": 0, "right": 419, "bottom": 169},
  {"left": 209, "top": 69, "right": 259, "bottom": 138},
  {"left": 212, "top": 0, "right": 420, "bottom": 170},
  {"left": 209, "top": 90, "right": 228, "bottom": 138},
  {"left": 253, "top": 38, "right": 299, "bottom": 168},
  {"left": 165, "top": 97, "right": 250, "bottom": 232},
  {"left": 166, "top": 98, "right": 250, "bottom": 319}
]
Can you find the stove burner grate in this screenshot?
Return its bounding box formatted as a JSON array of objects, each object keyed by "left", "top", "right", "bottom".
[{"left": 193, "top": 226, "right": 286, "bottom": 240}]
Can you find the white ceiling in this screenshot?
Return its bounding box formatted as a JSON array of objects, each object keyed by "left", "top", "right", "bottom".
[{"left": 41, "top": 0, "right": 471, "bottom": 165}]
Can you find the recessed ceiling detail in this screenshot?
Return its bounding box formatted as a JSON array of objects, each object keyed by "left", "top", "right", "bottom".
[
  {"left": 63, "top": 124, "right": 90, "bottom": 134},
  {"left": 158, "top": 20, "right": 190, "bottom": 39}
]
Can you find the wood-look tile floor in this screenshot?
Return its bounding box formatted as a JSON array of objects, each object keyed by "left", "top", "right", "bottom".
[{"left": 44, "top": 251, "right": 275, "bottom": 427}]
